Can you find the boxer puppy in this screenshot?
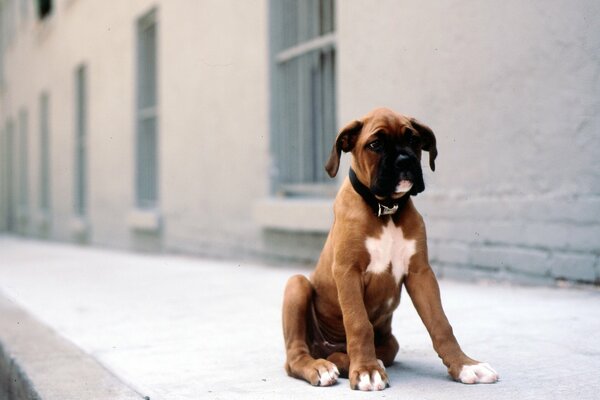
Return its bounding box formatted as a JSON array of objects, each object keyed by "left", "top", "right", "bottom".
[{"left": 282, "top": 108, "right": 498, "bottom": 390}]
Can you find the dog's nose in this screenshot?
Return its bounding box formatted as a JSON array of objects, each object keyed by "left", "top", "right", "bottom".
[{"left": 395, "top": 153, "right": 410, "bottom": 168}]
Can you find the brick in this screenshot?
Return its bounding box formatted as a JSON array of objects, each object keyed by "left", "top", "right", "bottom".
[
  {"left": 469, "top": 245, "right": 550, "bottom": 275},
  {"left": 468, "top": 246, "right": 509, "bottom": 270},
  {"left": 549, "top": 252, "right": 597, "bottom": 282},
  {"left": 434, "top": 242, "right": 470, "bottom": 265},
  {"left": 428, "top": 218, "right": 600, "bottom": 255},
  {"left": 521, "top": 223, "right": 600, "bottom": 253},
  {"left": 505, "top": 248, "right": 551, "bottom": 275},
  {"left": 439, "top": 262, "right": 501, "bottom": 283},
  {"left": 426, "top": 220, "right": 486, "bottom": 244},
  {"left": 496, "top": 269, "right": 555, "bottom": 286},
  {"left": 420, "top": 196, "right": 600, "bottom": 225}
]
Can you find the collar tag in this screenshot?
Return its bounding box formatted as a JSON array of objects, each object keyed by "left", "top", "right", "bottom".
[{"left": 378, "top": 203, "right": 399, "bottom": 217}]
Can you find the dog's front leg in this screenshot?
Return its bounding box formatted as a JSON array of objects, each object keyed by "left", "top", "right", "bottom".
[
  {"left": 404, "top": 260, "right": 499, "bottom": 384},
  {"left": 333, "top": 265, "right": 389, "bottom": 391}
]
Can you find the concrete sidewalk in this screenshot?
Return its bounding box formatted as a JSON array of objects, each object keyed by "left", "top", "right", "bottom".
[{"left": 0, "top": 236, "right": 599, "bottom": 400}]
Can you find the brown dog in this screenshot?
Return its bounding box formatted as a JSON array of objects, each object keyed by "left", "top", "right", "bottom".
[{"left": 282, "top": 108, "right": 498, "bottom": 390}]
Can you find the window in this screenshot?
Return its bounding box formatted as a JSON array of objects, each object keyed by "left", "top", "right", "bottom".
[
  {"left": 3, "top": 119, "right": 16, "bottom": 231},
  {"left": 135, "top": 9, "right": 158, "bottom": 209},
  {"left": 40, "top": 92, "right": 50, "bottom": 212},
  {"left": 74, "top": 65, "right": 87, "bottom": 216},
  {"left": 36, "top": 0, "right": 52, "bottom": 19},
  {"left": 18, "top": 108, "right": 29, "bottom": 213},
  {"left": 270, "top": 0, "right": 337, "bottom": 195}
]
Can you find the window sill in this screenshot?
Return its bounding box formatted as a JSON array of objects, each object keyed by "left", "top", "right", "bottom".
[
  {"left": 127, "top": 209, "right": 161, "bottom": 233},
  {"left": 253, "top": 197, "right": 333, "bottom": 233}
]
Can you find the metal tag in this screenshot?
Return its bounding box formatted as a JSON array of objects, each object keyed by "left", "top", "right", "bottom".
[{"left": 378, "top": 203, "right": 399, "bottom": 217}]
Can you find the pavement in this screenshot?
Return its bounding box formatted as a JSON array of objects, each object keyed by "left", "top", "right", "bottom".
[{"left": 0, "top": 236, "right": 599, "bottom": 400}]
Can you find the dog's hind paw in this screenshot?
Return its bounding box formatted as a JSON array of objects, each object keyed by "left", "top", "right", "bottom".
[{"left": 458, "top": 363, "right": 499, "bottom": 384}]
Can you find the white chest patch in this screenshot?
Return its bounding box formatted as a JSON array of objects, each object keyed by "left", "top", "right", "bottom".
[{"left": 365, "top": 220, "right": 416, "bottom": 282}]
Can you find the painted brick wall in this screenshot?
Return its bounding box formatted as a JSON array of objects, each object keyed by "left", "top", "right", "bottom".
[{"left": 339, "top": 0, "right": 600, "bottom": 284}]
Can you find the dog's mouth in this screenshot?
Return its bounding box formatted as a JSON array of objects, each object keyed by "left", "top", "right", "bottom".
[
  {"left": 373, "top": 174, "right": 415, "bottom": 200},
  {"left": 372, "top": 159, "right": 424, "bottom": 200},
  {"left": 392, "top": 169, "right": 415, "bottom": 198},
  {"left": 394, "top": 179, "right": 413, "bottom": 194}
]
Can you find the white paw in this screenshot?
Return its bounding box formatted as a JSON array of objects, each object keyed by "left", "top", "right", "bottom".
[
  {"left": 317, "top": 364, "right": 339, "bottom": 386},
  {"left": 356, "top": 362, "right": 387, "bottom": 391},
  {"left": 458, "top": 363, "right": 499, "bottom": 384}
]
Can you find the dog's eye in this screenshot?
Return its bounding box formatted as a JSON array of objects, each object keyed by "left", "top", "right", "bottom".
[{"left": 367, "top": 140, "right": 383, "bottom": 152}]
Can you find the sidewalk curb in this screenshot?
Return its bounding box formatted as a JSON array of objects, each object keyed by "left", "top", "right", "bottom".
[{"left": 0, "top": 293, "right": 144, "bottom": 400}]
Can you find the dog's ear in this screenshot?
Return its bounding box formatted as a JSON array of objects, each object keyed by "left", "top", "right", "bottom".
[
  {"left": 325, "top": 119, "right": 363, "bottom": 178},
  {"left": 410, "top": 118, "right": 438, "bottom": 171}
]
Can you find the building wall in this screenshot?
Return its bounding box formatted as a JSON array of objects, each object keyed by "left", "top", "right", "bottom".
[
  {"left": 1, "top": 0, "right": 599, "bottom": 284},
  {"left": 0, "top": 0, "right": 270, "bottom": 257},
  {"left": 338, "top": 0, "right": 600, "bottom": 283},
  {"left": 159, "top": 0, "right": 269, "bottom": 257}
]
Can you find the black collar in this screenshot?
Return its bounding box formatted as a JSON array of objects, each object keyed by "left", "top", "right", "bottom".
[{"left": 348, "top": 168, "right": 410, "bottom": 217}]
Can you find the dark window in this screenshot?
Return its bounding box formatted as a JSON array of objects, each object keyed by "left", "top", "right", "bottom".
[{"left": 37, "top": 0, "right": 52, "bottom": 19}]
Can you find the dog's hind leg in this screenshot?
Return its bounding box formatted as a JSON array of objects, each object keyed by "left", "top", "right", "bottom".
[
  {"left": 325, "top": 334, "right": 397, "bottom": 380},
  {"left": 283, "top": 275, "right": 339, "bottom": 386},
  {"left": 375, "top": 333, "right": 399, "bottom": 367},
  {"left": 326, "top": 352, "right": 350, "bottom": 377}
]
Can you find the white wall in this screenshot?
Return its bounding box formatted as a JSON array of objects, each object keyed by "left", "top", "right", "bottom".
[
  {"left": 159, "top": 0, "right": 269, "bottom": 256},
  {"left": 338, "top": 0, "right": 600, "bottom": 282}
]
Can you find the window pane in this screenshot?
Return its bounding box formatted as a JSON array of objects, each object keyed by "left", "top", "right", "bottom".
[
  {"left": 135, "top": 9, "right": 158, "bottom": 208},
  {"left": 280, "top": 0, "right": 299, "bottom": 50},
  {"left": 319, "top": 0, "right": 335, "bottom": 35},
  {"left": 40, "top": 92, "right": 50, "bottom": 211},
  {"left": 18, "top": 109, "right": 28, "bottom": 209},
  {"left": 75, "top": 65, "right": 87, "bottom": 216},
  {"left": 5, "top": 120, "right": 16, "bottom": 231},
  {"left": 136, "top": 116, "right": 157, "bottom": 208},
  {"left": 138, "top": 16, "right": 157, "bottom": 110},
  {"left": 280, "top": 0, "right": 333, "bottom": 49}
]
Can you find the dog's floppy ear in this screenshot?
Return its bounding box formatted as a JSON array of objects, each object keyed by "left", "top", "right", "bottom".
[
  {"left": 410, "top": 118, "right": 438, "bottom": 171},
  {"left": 325, "top": 119, "right": 363, "bottom": 178}
]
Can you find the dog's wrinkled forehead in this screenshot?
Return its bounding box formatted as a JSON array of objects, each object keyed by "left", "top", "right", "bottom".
[{"left": 360, "top": 108, "right": 412, "bottom": 141}]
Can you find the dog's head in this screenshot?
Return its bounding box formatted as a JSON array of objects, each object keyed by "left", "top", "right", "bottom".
[{"left": 325, "top": 108, "right": 437, "bottom": 200}]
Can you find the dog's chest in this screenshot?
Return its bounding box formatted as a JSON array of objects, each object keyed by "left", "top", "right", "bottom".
[{"left": 365, "top": 220, "right": 416, "bottom": 282}]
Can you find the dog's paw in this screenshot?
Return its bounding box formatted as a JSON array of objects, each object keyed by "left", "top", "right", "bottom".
[
  {"left": 458, "top": 363, "right": 499, "bottom": 384},
  {"left": 307, "top": 359, "right": 340, "bottom": 387},
  {"left": 349, "top": 360, "right": 389, "bottom": 391}
]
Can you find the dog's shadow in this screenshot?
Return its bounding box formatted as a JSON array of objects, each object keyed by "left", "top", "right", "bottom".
[{"left": 385, "top": 359, "right": 451, "bottom": 384}]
